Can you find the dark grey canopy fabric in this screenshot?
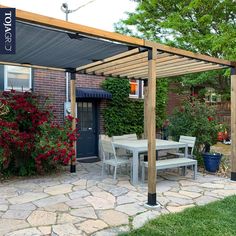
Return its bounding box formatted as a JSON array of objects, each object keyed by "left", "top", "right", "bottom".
[{"left": 0, "top": 21, "right": 133, "bottom": 69}]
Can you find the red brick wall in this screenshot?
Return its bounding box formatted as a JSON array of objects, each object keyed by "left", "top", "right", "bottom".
[
  {"left": 76, "top": 74, "right": 105, "bottom": 89},
  {"left": 167, "top": 82, "right": 186, "bottom": 115},
  {"left": 34, "top": 70, "right": 107, "bottom": 133},
  {"left": 75, "top": 74, "right": 107, "bottom": 134},
  {"left": 33, "top": 69, "right": 66, "bottom": 124}
]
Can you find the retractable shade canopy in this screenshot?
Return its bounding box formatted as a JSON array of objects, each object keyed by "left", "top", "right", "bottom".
[
  {"left": 0, "top": 21, "right": 134, "bottom": 69},
  {"left": 0, "top": 6, "right": 234, "bottom": 78},
  {"left": 76, "top": 87, "right": 112, "bottom": 99}
]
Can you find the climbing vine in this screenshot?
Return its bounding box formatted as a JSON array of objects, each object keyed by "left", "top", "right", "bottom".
[{"left": 102, "top": 77, "right": 168, "bottom": 137}]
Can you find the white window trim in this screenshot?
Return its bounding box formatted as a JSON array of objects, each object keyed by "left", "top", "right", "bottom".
[
  {"left": 140, "top": 80, "right": 144, "bottom": 99},
  {"left": 4, "top": 65, "right": 32, "bottom": 91}
]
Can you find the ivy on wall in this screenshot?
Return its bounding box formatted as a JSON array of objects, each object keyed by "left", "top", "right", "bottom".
[
  {"left": 156, "top": 78, "right": 168, "bottom": 129},
  {"left": 102, "top": 77, "right": 168, "bottom": 137}
]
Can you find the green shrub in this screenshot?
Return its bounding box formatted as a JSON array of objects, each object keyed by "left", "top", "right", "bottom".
[{"left": 169, "top": 98, "right": 219, "bottom": 157}]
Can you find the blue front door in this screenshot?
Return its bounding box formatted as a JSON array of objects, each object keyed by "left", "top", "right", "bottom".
[{"left": 77, "top": 101, "right": 98, "bottom": 158}]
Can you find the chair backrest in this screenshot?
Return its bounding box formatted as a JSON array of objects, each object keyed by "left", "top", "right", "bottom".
[
  {"left": 100, "top": 134, "right": 111, "bottom": 141},
  {"left": 112, "top": 133, "right": 137, "bottom": 141},
  {"left": 179, "top": 135, "right": 196, "bottom": 155},
  {"left": 101, "top": 140, "right": 117, "bottom": 161}
]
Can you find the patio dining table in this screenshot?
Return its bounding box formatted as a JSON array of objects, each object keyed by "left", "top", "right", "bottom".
[{"left": 112, "top": 139, "right": 188, "bottom": 185}]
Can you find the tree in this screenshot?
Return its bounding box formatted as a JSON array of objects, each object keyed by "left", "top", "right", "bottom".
[{"left": 115, "top": 0, "right": 236, "bottom": 97}]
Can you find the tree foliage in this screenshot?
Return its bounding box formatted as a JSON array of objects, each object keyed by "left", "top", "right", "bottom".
[{"left": 115, "top": 0, "right": 236, "bottom": 97}]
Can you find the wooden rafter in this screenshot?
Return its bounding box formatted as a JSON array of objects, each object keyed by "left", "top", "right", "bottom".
[
  {"left": 146, "top": 42, "right": 233, "bottom": 67},
  {"left": 83, "top": 51, "right": 149, "bottom": 73},
  {"left": 157, "top": 65, "right": 226, "bottom": 78},
  {"left": 77, "top": 48, "right": 142, "bottom": 71},
  {"left": 112, "top": 63, "right": 225, "bottom": 80},
  {"left": 93, "top": 53, "right": 174, "bottom": 74},
  {"left": 99, "top": 57, "right": 195, "bottom": 76},
  {"left": 94, "top": 55, "right": 182, "bottom": 75}
]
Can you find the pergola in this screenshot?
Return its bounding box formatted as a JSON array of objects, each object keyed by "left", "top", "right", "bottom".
[{"left": 0, "top": 6, "right": 235, "bottom": 207}]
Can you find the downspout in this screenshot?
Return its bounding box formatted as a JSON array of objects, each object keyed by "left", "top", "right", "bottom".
[{"left": 66, "top": 72, "right": 69, "bottom": 102}]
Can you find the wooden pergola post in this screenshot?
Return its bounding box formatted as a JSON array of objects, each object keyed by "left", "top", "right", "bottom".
[
  {"left": 69, "top": 68, "right": 77, "bottom": 173},
  {"left": 147, "top": 48, "right": 157, "bottom": 206},
  {"left": 143, "top": 79, "right": 148, "bottom": 139},
  {"left": 231, "top": 67, "right": 236, "bottom": 180}
]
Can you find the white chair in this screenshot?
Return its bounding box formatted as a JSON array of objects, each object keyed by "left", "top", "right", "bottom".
[
  {"left": 112, "top": 134, "right": 137, "bottom": 157},
  {"left": 101, "top": 140, "right": 131, "bottom": 180},
  {"left": 112, "top": 133, "right": 137, "bottom": 141},
  {"left": 168, "top": 135, "right": 196, "bottom": 158}
]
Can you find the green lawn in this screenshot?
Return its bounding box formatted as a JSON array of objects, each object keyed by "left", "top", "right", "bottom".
[{"left": 121, "top": 195, "right": 236, "bottom": 236}]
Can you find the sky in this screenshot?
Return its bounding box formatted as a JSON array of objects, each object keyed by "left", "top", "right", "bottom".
[{"left": 0, "top": 0, "right": 137, "bottom": 31}]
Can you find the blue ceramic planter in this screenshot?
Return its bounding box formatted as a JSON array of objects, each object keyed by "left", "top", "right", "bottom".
[{"left": 202, "top": 152, "right": 222, "bottom": 172}]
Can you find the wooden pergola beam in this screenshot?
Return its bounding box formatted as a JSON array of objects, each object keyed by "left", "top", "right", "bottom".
[
  {"left": 231, "top": 67, "right": 236, "bottom": 181},
  {"left": 0, "top": 5, "right": 231, "bottom": 72},
  {"left": 5, "top": 5, "right": 146, "bottom": 47}
]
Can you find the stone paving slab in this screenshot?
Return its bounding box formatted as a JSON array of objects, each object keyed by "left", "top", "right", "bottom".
[{"left": 0, "top": 161, "right": 236, "bottom": 235}]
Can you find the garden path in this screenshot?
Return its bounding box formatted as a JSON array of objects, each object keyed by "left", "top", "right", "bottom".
[{"left": 1, "top": 162, "right": 236, "bottom": 236}]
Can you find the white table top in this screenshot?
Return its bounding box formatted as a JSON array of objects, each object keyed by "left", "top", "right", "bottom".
[{"left": 112, "top": 139, "right": 187, "bottom": 152}]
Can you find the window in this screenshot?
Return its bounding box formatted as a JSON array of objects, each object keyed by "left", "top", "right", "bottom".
[
  {"left": 129, "top": 79, "right": 139, "bottom": 98},
  {"left": 129, "top": 79, "right": 144, "bottom": 99},
  {"left": 4, "top": 65, "right": 32, "bottom": 91}
]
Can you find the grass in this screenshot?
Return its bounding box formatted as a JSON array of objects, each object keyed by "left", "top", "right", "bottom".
[{"left": 120, "top": 195, "right": 236, "bottom": 236}]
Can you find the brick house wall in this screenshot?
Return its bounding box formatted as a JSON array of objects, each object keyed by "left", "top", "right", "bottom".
[
  {"left": 167, "top": 82, "right": 186, "bottom": 116},
  {"left": 33, "top": 69, "right": 107, "bottom": 133},
  {"left": 75, "top": 74, "right": 107, "bottom": 134},
  {"left": 33, "top": 69, "right": 66, "bottom": 124}
]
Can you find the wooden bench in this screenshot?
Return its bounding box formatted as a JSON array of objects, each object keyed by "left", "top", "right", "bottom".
[{"left": 141, "top": 157, "right": 197, "bottom": 182}]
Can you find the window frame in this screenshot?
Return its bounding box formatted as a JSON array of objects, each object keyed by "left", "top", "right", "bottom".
[
  {"left": 129, "top": 79, "right": 144, "bottom": 99},
  {"left": 4, "top": 65, "right": 32, "bottom": 91},
  {"left": 129, "top": 79, "right": 139, "bottom": 98}
]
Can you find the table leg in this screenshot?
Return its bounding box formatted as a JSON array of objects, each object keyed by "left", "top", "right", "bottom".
[
  {"left": 185, "top": 144, "right": 188, "bottom": 157},
  {"left": 131, "top": 150, "right": 139, "bottom": 185}
]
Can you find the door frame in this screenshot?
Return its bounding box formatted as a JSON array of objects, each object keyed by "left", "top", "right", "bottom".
[{"left": 76, "top": 98, "right": 99, "bottom": 158}]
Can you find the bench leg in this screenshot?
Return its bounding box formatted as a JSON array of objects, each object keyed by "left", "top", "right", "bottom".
[
  {"left": 193, "top": 164, "right": 197, "bottom": 180},
  {"left": 141, "top": 164, "right": 145, "bottom": 183}
]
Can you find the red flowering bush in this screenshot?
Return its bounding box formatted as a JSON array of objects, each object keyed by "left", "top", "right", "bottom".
[{"left": 0, "top": 90, "right": 78, "bottom": 176}]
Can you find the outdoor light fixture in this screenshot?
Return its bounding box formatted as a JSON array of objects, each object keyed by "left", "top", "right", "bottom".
[{"left": 60, "top": 1, "right": 96, "bottom": 21}]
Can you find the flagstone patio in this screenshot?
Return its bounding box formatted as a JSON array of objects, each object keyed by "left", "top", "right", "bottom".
[{"left": 1, "top": 162, "right": 236, "bottom": 236}]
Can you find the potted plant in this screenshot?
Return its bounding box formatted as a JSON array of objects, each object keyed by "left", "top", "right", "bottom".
[
  {"left": 202, "top": 152, "right": 222, "bottom": 172},
  {"left": 169, "top": 98, "right": 222, "bottom": 172}
]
